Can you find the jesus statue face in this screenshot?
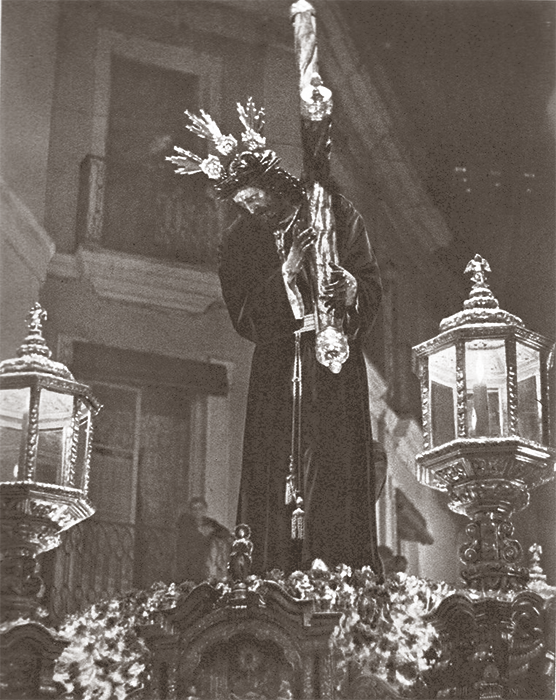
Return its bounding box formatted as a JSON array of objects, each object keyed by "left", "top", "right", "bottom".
[
  {"left": 232, "top": 185, "right": 293, "bottom": 225},
  {"left": 232, "top": 186, "right": 274, "bottom": 215}
]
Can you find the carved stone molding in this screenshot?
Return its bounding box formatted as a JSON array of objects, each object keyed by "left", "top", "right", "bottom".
[
  {"left": 48, "top": 247, "right": 223, "bottom": 314},
  {"left": 76, "top": 155, "right": 105, "bottom": 245}
]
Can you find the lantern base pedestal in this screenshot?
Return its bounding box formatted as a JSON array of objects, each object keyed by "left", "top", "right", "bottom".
[
  {"left": 416, "top": 439, "right": 555, "bottom": 595},
  {"left": 0, "top": 482, "right": 95, "bottom": 549},
  {"left": 0, "top": 482, "right": 94, "bottom": 623}
]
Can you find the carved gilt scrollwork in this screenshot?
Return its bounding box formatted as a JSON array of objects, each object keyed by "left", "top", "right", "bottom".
[
  {"left": 509, "top": 591, "right": 545, "bottom": 680},
  {"left": 449, "top": 478, "right": 529, "bottom": 516},
  {"left": 419, "top": 359, "right": 430, "bottom": 450},
  {"left": 506, "top": 336, "right": 519, "bottom": 436},
  {"left": 23, "top": 384, "right": 41, "bottom": 480},
  {"left": 426, "top": 589, "right": 550, "bottom": 697},
  {"left": 456, "top": 340, "right": 467, "bottom": 438},
  {"left": 434, "top": 460, "right": 467, "bottom": 488},
  {"left": 66, "top": 398, "right": 80, "bottom": 488},
  {"left": 459, "top": 511, "right": 527, "bottom": 592},
  {"left": 0, "top": 552, "right": 44, "bottom": 598}
]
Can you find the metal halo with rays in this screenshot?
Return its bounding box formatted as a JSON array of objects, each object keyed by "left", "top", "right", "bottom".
[{"left": 167, "top": 97, "right": 303, "bottom": 201}]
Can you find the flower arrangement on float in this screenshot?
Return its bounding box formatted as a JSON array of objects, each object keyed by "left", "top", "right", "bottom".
[
  {"left": 53, "top": 566, "right": 453, "bottom": 699},
  {"left": 53, "top": 582, "right": 195, "bottom": 700},
  {"left": 267, "top": 563, "right": 453, "bottom": 696}
]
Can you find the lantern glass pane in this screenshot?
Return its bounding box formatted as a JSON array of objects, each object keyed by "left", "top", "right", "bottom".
[
  {"left": 429, "top": 345, "right": 457, "bottom": 447},
  {"left": 35, "top": 389, "right": 74, "bottom": 485},
  {"left": 0, "top": 387, "right": 31, "bottom": 481},
  {"left": 465, "top": 339, "right": 508, "bottom": 437},
  {"left": 516, "top": 342, "right": 542, "bottom": 442}
]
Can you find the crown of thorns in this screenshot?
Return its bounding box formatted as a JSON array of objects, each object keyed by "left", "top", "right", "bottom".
[{"left": 167, "top": 98, "right": 301, "bottom": 200}]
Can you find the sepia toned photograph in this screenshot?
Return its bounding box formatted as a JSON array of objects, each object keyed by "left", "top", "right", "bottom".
[{"left": 1, "top": 0, "right": 554, "bottom": 698}]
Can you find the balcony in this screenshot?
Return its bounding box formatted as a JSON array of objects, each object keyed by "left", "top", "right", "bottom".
[{"left": 49, "top": 154, "right": 227, "bottom": 314}]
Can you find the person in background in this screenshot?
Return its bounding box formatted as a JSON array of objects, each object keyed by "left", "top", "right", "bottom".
[{"left": 175, "top": 497, "right": 232, "bottom": 583}]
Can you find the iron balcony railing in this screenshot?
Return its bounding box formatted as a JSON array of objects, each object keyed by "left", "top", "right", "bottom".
[{"left": 44, "top": 516, "right": 178, "bottom": 623}]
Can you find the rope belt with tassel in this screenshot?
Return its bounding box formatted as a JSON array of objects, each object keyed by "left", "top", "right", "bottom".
[{"left": 285, "top": 319, "right": 313, "bottom": 540}]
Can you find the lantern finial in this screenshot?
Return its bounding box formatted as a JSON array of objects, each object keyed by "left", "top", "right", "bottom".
[
  {"left": 0, "top": 303, "right": 74, "bottom": 380},
  {"left": 17, "top": 303, "right": 52, "bottom": 359},
  {"left": 439, "top": 254, "right": 523, "bottom": 331},
  {"left": 463, "top": 254, "right": 499, "bottom": 311},
  {"left": 464, "top": 254, "right": 491, "bottom": 290}
]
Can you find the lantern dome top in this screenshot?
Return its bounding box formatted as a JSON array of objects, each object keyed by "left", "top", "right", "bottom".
[
  {"left": 0, "top": 303, "right": 75, "bottom": 380},
  {"left": 439, "top": 254, "right": 524, "bottom": 332}
]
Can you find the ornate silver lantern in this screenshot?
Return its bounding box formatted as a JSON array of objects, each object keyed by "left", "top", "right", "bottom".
[
  {"left": 412, "top": 254, "right": 554, "bottom": 593},
  {"left": 413, "top": 256, "right": 555, "bottom": 699},
  {"left": 0, "top": 304, "right": 99, "bottom": 621}
]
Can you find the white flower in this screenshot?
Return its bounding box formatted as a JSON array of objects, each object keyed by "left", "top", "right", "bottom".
[
  {"left": 128, "top": 662, "right": 144, "bottom": 679},
  {"left": 311, "top": 558, "right": 329, "bottom": 574},
  {"left": 200, "top": 155, "right": 225, "bottom": 180},
  {"left": 336, "top": 563, "right": 352, "bottom": 579},
  {"left": 215, "top": 134, "right": 238, "bottom": 156}
]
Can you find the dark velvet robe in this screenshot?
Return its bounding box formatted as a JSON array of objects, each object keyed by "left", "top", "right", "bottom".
[{"left": 219, "top": 193, "right": 383, "bottom": 575}]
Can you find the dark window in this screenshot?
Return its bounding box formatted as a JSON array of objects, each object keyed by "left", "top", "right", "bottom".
[{"left": 102, "top": 55, "right": 221, "bottom": 266}]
